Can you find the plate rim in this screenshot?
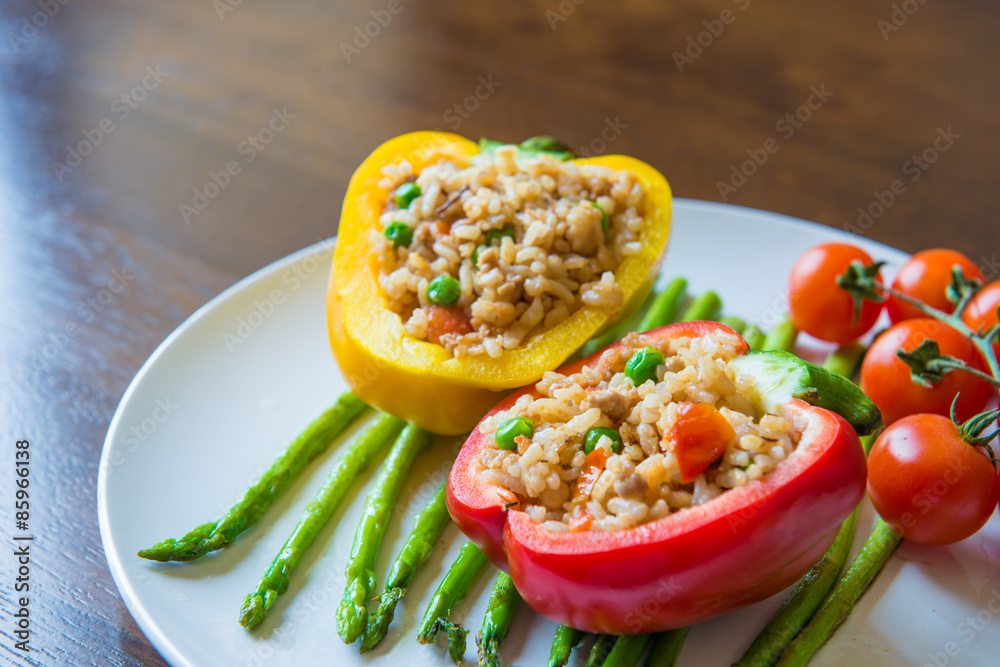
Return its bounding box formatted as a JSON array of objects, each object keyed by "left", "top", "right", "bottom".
[{"left": 96, "top": 198, "right": 906, "bottom": 667}]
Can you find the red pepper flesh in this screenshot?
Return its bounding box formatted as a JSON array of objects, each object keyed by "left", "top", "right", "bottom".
[{"left": 446, "top": 321, "right": 868, "bottom": 634}]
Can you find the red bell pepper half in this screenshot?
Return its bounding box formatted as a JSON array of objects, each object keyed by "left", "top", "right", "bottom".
[{"left": 446, "top": 321, "right": 868, "bottom": 634}]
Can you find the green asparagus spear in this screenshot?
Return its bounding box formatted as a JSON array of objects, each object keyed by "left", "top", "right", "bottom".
[
  {"left": 575, "top": 277, "right": 689, "bottom": 361},
  {"left": 362, "top": 482, "right": 452, "bottom": 651},
  {"left": 742, "top": 324, "right": 766, "bottom": 350},
  {"left": 337, "top": 423, "right": 432, "bottom": 644},
  {"left": 239, "top": 412, "right": 403, "bottom": 630},
  {"left": 644, "top": 628, "right": 688, "bottom": 666},
  {"left": 761, "top": 314, "right": 798, "bottom": 352},
  {"left": 418, "top": 541, "right": 491, "bottom": 661},
  {"left": 719, "top": 315, "right": 748, "bottom": 335},
  {"left": 602, "top": 634, "right": 652, "bottom": 666},
  {"left": 638, "top": 278, "right": 689, "bottom": 332},
  {"left": 547, "top": 625, "right": 586, "bottom": 667},
  {"left": 774, "top": 520, "right": 903, "bottom": 667},
  {"left": 585, "top": 635, "right": 618, "bottom": 667},
  {"left": 679, "top": 290, "right": 722, "bottom": 322},
  {"left": 139, "top": 392, "right": 369, "bottom": 562},
  {"left": 820, "top": 341, "right": 866, "bottom": 380},
  {"left": 476, "top": 571, "right": 522, "bottom": 667},
  {"left": 733, "top": 506, "right": 859, "bottom": 667},
  {"left": 733, "top": 345, "right": 868, "bottom": 667},
  {"left": 576, "top": 289, "right": 659, "bottom": 360}
]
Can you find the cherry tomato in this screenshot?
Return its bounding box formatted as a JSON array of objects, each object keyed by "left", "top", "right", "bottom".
[
  {"left": 886, "top": 249, "right": 985, "bottom": 323},
  {"left": 867, "top": 413, "right": 1000, "bottom": 545},
  {"left": 962, "top": 280, "right": 1000, "bottom": 361},
  {"left": 789, "top": 243, "right": 883, "bottom": 343},
  {"left": 860, "top": 318, "right": 995, "bottom": 425}
]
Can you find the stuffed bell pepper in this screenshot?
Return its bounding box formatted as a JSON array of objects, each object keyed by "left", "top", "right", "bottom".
[
  {"left": 327, "top": 132, "right": 672, "bottom": 434},
  {"left": 447, "top": 321, "right": 875, "bottom": 634}
]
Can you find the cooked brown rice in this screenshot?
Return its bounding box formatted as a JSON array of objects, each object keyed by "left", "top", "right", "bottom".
[
  {"left": 477, "top": 330, "right": 804, "bottom": 532},
  {"left": 374, "top": 145, "right": 648, "bottom": 358}
]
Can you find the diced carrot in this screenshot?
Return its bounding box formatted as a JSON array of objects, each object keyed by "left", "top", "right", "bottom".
[
  {"left": 435, "top": 221, "right": 450, "bottom": 236},
  {"left": 425, "top": 305, "right": 473, "bottom": 345},
  {"left": 671, "top": 402, "right": 736, "bottom": 483}
]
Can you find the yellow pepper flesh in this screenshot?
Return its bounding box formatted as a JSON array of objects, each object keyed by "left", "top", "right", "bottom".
[{"left": 327, "top": 131, "right": 672, "bottom": 434}]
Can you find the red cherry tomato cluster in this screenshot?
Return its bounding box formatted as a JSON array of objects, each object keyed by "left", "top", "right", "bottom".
[{"left": 789, "top": 243, "right": 1000, "bottom": 545}]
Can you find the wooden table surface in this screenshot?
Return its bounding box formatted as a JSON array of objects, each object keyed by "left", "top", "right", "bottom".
[{"left": 2, "top": 0, "right": 998, "bottom": 665}]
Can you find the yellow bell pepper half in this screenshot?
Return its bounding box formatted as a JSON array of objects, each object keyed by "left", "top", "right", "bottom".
[{"left": 327, "top": 131, "right": 672, "bottom": 434}]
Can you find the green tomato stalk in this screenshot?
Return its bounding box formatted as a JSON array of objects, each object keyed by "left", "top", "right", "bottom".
[{"left": 838, "top": 261, "right": 1000, "bottom": 385}]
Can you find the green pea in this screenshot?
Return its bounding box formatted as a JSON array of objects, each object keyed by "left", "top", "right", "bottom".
[
  {"left": 383, "top": 221, "right": 413, "bottom": 248},
  {"left": 427, "top": 275, "right": 461, "bottom": 306},
  {"left": 495, "top": 417, "right": 534, "bottom": 451},
  {"left": 394, "top": 182, "right": 421, "bottom": 209},
  {"left": 472, "top": 245, "right": 485, "bottom": 266},
  {"left": 583, "top": 427, "right": 622, "bottom": 454},
  {"left": 591, "top": 202, "right": 609, "bottom": 232},
  {"left": 625, "top": 347, "right": 665, "bottom": 386},
  {"left": 485, "top": 225, "right": 515, "bottom": 245}
]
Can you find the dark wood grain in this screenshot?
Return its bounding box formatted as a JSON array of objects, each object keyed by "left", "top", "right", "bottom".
[{"left": 2, "top": 0, "right": 999, "bottom": 664}]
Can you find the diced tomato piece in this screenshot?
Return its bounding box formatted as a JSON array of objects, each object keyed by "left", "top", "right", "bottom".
[
  {"left": 671, "top": 402, "right": 736, "bottom": 483},
  {"left": 573, "top": 448, "right": 610, "bottom": 500},
  {"left": 568, "top": 509, "right": 594, "bottom": 532},
  {"left": 425, "top": 305, "right": 473, "bottom": 345}
]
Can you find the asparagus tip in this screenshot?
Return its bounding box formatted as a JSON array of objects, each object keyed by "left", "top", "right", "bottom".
[
  {"left": 360, "top": 588, "right": 405, "bottom": 652},
  {"left": 336, "top": 605, "right": 366, "bottom": 645},
  {"left": 239, "top": 592, "right": 269, "bottom": 630}
]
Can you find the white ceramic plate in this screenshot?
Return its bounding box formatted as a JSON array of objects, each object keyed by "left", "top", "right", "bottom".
[{"left": 99, "top": 199, "right": 1000, "bottom": 667}]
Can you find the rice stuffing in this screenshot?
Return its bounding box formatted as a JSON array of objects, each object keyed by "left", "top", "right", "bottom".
[
  {"left": 373, "top": 145, "right": 648, "bottom": 358},
  {"left": 477, "top": 330, "right": 805, "bottom": 532}
]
